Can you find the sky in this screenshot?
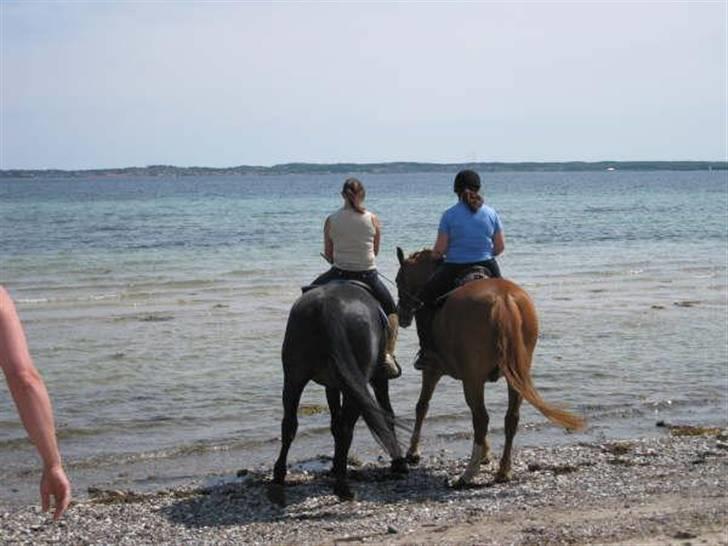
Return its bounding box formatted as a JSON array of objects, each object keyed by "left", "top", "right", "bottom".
[{"left": 1, "top": 1, "right": 726, "bottom": 170}]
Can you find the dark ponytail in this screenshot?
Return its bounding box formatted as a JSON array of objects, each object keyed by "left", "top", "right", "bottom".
[
  {"left": 342, "top": 177, "right": 366, "bottom": 214},
  {"left": 461, "top": 188, "right": 484, "bottom": 212}
]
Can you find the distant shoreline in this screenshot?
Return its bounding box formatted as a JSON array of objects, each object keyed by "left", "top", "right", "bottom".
[{"left": 2, "top": 160, "right": 726, "bottom": 178}]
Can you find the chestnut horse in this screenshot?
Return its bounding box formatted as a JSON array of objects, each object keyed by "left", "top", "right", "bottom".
[{"left": 396, "top": 247, "right": 584, "bottom": 485}]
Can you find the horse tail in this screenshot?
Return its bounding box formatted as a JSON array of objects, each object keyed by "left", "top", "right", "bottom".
[
  {"left": 492, "top": 294, "right": 585, "bottom": 431},
  {"left": 322, "top": 300, "right": 402, "bottom": 460}
]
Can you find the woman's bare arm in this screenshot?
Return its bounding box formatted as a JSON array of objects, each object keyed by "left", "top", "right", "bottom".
[
  {"left": 493, "top": 230, "right": 505, "bottom": 256},
  {"left": 323, "top": 217, "right": 334, "bottom": 263},
  {"left": 372, "top": 213, "right": 381, "bottom": 256},
  {"left": 432, "top": 232, "right": 449, "bottom": 260},
  {"left": 0, "top": 286, "right": 71, "bottom": 519}
]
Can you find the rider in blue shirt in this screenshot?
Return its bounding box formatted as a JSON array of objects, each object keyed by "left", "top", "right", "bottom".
[{"left": 415, "top": 169, "right": 505, "bottom": 369}]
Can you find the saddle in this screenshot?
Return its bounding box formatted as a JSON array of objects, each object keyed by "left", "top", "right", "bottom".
[
  {"left": 434, "top": 266, "right": 492, "bottom": 306},
  {"left": 454, "top": 266, "right": 492, "bottom": 287}
]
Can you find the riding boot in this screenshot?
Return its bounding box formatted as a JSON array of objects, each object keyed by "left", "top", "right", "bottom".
[
  {"left": 414, "top": 306, "right": 439, "bottom": 370},
  {"left": 381, "top": 313, "right": 401, "bottom": 379}
]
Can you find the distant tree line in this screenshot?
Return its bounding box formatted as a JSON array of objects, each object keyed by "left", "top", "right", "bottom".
[{"left": 1, "top": 161, "right": 726, "bottom": 178}]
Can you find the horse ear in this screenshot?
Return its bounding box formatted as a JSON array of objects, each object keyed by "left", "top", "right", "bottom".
[{"left": 396, "top": 247, "right": 405, "bottom": 265}]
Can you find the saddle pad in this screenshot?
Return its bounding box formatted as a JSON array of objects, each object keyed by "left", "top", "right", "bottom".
[
  {"left": 455, "top": 266, "right": 491, "bottom": 287},
  {"left": 434, "top": 266, "right": 492, "bottom": 306}
]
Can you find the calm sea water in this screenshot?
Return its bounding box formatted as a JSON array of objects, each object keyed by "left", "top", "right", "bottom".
[{"left": 1, "top": 171, "right": 726, "bottom": 507}]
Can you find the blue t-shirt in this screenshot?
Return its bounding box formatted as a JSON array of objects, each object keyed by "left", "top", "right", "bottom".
[{"left": 438, "top": 201, "right": 503, "bottom": 264}]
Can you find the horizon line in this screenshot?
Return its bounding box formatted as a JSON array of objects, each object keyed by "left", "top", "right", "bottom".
[{"left": 2, "top": 159, "right": 727, "bottom": 173}]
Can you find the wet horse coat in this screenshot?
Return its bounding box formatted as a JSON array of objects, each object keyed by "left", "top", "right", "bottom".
[
  {"left": 396, "top": 248, "right": 584, "bottom": 484},
  {"left": 273, "top": 281, "right": 406, "bottom": 500}
]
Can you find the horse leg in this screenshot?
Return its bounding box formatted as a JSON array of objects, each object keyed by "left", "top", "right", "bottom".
[
  {"left": 482, "top": 436, "right": 492, "bottom": 465},
  {"left": 371, "top": 375, "right": 407, "bottom": 474},
  {"left": 331, "top": 396, "right": 360, "bottom": 501},
  {"left": 496, "top": 384, "right": 522, "bottom": 483},
  {"left": 407, "top": 368, "right": 442, "bottom": 464},
  {"left": 455, "top": 379, "right": 489, "bottom": 486},
  {"left": 326, "top": 387, "right": 342, "bottom": 442},
  {"left": 273, "top": 378, "right": 306, "bottom": 485}
]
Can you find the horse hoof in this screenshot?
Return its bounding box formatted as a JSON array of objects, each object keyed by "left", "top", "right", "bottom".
[
  {"left": 391, "top": 457, "right": 408, "bottom": 475},
  {"left": 406, "top": 452, "right": 421, "bottom": 465},
  {"left": 267, "top": 484, "right": 286, "bottom": 506},
  {"left": 494, "top": 471, "right": 512, "bottom": 483},
  {"left": 273, "top": 464, "right": 288, "bottom": 485},
  {"left": 450, "top": 477, "right": 470, "bottom": 489},
  {"left": 334, "top": 482, "right": 356, "bottom": 501}
]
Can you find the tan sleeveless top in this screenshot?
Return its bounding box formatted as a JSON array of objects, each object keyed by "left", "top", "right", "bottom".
[{"left": 328, "top": 207, "right": 376, "bottom": 271}]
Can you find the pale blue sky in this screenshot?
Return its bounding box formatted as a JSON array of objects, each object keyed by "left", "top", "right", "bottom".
[{"left": 1, "top": 1, "right": 726, "bottom": 169}]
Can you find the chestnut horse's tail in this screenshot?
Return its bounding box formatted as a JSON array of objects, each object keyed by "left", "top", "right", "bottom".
[{"left": 491, "top": 294, "right": 585, "bottom": 431}]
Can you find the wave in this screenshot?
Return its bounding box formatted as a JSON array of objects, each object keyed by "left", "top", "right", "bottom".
[
  {"left": 425, "top": 395, "right": 725, "bottom": 434},
  {"left": 0, "top": 436, "right": 33, "bottom": 450},
  {"left": 112, "top": 313, "right": 175, "bottom": 323},
  {"left": 124, "top": 279, "right": 219, "bottom": 290},
  {"left": 15, "top": 279, "right": 229, "bottom": 306},
  {"left": 15, "top": 292, "right": 122, "bottom": 305},
  {"left": 584, "top": 204, "right": 650, "bottom": 214},
  {"left": 61, "top": 434, "right": 281, "bottom": 471}
]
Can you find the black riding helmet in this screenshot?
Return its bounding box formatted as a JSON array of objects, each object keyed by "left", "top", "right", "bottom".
[{"left": 453, "top": 169, "right": 481, "bottom": 194}]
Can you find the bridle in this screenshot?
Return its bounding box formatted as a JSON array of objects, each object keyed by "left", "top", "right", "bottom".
[{"left": 378, "top": 270, "right": 424, "bottom": 314}]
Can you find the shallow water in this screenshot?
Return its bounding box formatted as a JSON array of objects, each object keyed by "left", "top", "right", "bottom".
[{"left": 1, "top": 170, "right": 726, "bottom": 507}]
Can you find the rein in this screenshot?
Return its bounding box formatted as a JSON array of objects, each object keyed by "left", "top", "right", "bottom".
[
  {"left": 377, "top": 270, "right": 424, "bottom": 312},
  {"left": 318, "top": 252, "right": 425, "bottom": 312}
]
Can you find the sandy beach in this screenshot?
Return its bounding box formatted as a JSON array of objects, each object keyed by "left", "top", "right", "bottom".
[{"left": 1, "top": 428, "right": 726, "bottom": 545}]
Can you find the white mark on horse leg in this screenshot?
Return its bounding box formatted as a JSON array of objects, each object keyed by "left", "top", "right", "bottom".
[
  {"left": 481, "top": 437, "right": 492, "bottom": 463},
  {"left": 459, "top": 441, "right": 483, "bottom": 483}
]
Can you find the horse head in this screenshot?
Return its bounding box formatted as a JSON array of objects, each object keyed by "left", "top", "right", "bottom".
[{"left": 395, "top": 246, "right": 438, "bottom": 328}]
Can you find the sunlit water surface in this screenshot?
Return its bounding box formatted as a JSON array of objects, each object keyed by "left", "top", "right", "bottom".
[{"left": 1, "top": 171, "right": 726, "bottom": 507}]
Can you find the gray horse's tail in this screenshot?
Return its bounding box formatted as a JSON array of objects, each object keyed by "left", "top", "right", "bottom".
[{"left": 322, "top": 300, "right": 403, "bottom": 460}]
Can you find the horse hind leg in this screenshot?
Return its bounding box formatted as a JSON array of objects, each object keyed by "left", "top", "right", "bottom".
[
  {"left": 273, "top": 378, "right": 306, "bottom": 485},
  {"left": 496, "top": 384, "right": 522, "bottom": 483},
  {"left": 331, "top": 395, "right": 361, "bottom": 500},
  {"left": 326, "top": 387, "right": 342, "bottom": 443},
  {"left": 370, "top": 374, "right": 407, "bottom": 475},
  {"left": 455, "top": 379, "right": 489, "bottom": 486}
]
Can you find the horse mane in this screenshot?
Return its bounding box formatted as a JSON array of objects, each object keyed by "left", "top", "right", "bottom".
[{"left": 408, "top": 248, "right": 436, "bottom": 264}]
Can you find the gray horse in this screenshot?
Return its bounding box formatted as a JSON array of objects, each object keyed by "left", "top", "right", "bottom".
[{"left": 273, "top": 281, "right": 407, "bottom": 500}]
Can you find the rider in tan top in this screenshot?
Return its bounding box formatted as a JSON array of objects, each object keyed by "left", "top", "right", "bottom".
[{"left": 312, "top": 178, "right": 400, "bottom": 379}]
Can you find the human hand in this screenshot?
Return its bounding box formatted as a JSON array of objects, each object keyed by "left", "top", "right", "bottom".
[{"left": 40, "top": 464, "right": 71, "bottom": 519}]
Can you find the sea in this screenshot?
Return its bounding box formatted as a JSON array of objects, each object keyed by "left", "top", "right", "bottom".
[{"left": 1, "top": 170, "right": 726, "bottom": 508}]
